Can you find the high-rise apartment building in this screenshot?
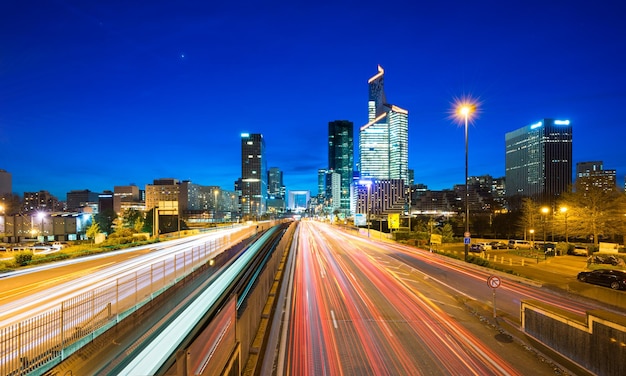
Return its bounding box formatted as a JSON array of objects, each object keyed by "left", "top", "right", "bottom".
[
  {"left": 359, "top": 65, "right": 409, "bottom": 183},
  {"left": 505, "top": 119, "right": 572, "bottom": 202},
  {"left": 241, "top": 133, "right": 267, "bottom": 217},
  {"left": 328, "top": 120, "right": 354, "bottom": 212}
]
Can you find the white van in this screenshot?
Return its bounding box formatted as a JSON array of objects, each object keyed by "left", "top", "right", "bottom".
[{"left": 508, "top": 240, "right": 533, "bottom": 249}]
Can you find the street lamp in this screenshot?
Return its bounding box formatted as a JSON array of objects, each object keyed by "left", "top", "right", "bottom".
[
  {"left": 214, "top": 189, "right": 219, "bottom": 224},
  {"left": 359, "top": 180, "right": 372, "bottom": 238},
  {"left": 560, "top": 207, "right": 568, "bottom": 243},
  {"left": 541, "top": 207, "right": 550, "bottom": 245},
  {"left": 529, "top": 229, "right": 535, "bottom": 247},
  {"left": 37, "top": 211, "right": 45, "bottom": 242},
  {"left": 453, "top": 98, "right": 477, "bottom": 261}
]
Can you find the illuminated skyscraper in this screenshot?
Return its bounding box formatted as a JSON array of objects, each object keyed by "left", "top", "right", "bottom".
[
  {"left": 505, "top": 119, "right": 572, "bottom": 202},
  {"left": 328, "top": 120, "right": 354, "bottom": 212},
  {"left": 241, "top": 133, "right": 267, "bottom": 217},
  {"left": 359, "top": 65, "right": 408, "bottom": 183}
]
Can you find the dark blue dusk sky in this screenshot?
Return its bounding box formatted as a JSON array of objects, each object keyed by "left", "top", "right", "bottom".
[{"left": 1, "top": 1, "right": 625, "bottom": 198}]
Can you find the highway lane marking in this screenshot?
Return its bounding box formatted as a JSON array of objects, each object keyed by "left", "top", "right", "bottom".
[{"left": 331, "top": 310, "right": 338, "bottom": 329}]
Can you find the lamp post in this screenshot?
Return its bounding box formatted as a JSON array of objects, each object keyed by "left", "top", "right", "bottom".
[
  {"left": 37, "top": 212, "right": 45, "bottom": 242},
  {"left": 529, "top": 229, "right": 535, "bottom": 248},
  {"left": 214, "top": 189, "right": 219, "bottom": 224},
  {"left": 541, "top": 206, "right": 550, "bottom": 246},
  {"left": 360, "top": 180, "right": 372, "bottom": 238},
  {"left": 454, "top": 99, "right": 476, "bottom": 262},
  {"left": 560, "top": 207, "right": 568, "bottom": 243}
]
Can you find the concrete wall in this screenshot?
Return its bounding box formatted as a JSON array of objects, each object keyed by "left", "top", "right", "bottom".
[{"left": 522, "top": 299, "right": 626, "bottom": 375}]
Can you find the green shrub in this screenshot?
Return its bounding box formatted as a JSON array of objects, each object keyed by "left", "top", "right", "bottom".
[
  {"left": 467, "top": 255, "right": 490, "bottom": 267},
  {"left": 14, "top": 251, "right": 34, "bottom": 266}
]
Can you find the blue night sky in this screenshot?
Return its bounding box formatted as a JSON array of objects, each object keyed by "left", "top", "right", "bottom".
[{"left": 1, "top": 1, "right": 625, "bottom": 198}]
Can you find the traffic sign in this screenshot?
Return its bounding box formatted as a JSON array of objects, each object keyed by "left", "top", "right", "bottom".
[
  {"left": 464, "top": 231, "right": 471, "bottom": 237},
  {"left": 464, "top": 237, "right": 470, "bottom": 244},
  {"left": 487, "top": 275, "right": 501, "bottom": 289}
]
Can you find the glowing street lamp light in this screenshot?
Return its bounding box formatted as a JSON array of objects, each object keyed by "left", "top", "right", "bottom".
[{"left": 453, "top": 97, "right": 477, "bottom": 262}]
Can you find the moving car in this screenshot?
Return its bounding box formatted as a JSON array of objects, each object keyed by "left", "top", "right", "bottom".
[{"left": 577, "top": 269, "right": 626, "bottom": 290}]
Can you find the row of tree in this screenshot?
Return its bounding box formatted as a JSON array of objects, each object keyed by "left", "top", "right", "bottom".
[{"left": 517, "top": 178, "right": 626, "bottom": 245}]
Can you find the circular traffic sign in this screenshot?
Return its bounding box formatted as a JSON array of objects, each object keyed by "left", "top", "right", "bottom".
[
  {"left": 487, "top": 275, "right": 501, "bottom": 288},
  {"left": 464, "top": 231, "right": 471, "bottom": 237}
]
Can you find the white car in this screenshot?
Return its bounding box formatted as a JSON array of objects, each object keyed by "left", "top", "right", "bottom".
[{"left": 476, "top": 242, "right": 492, "bottom": 251}]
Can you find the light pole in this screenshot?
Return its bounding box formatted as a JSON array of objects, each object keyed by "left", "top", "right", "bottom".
[
  {"left": 214, "top": 189, "right": 219, "bottom": 224},
  {"left": 454, "top": 99, "right": 476, "bottom": 262},
  {"left": 37, "top": 212, "right": 45, "bottom": 242},
  {"left": 529, "top": 229, "right": 535, "bottom": 247},
  {"left": 359, "top": 180, "right": 372, "bottom": 238},
  {"left": 560, "top": 207, "right": 568, "bottom": 243}
]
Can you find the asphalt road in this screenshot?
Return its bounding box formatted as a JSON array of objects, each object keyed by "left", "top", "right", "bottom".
[{"left": 286, "top": 221, "right": 568, "bottom": 375}]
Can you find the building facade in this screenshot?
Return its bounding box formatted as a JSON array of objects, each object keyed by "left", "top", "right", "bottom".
[
  {"left": 268, "top": 167, "right": 285, "bottom": 199},
  {"left": 241, "top": 133, "right": 267, "bottom": 218},
  {"left": 505, "top": 119, "right": 572, "bottom": 202},
  {"left": 328, "top": 120, "right": 354, "bottom": 212},
  {"left": 359, "top": 65, "right": 409, "bottom": 183},
  {"left": 576, "top": 161, "right": 617, "bottom": 192}
]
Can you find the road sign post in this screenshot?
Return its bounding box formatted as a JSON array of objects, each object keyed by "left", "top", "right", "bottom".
[{"left": 487, "top": 276, "right": 501, "bottom": 318}]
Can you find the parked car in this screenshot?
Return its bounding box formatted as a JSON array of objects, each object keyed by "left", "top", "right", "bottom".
[
  {"left": 488, "top": 241, "right": 507, "bottom": 249},
  {"left": 571, "top": 246, "right": 588, "bottom": 256},
  {"left": 476, "top": 242, "right": 492, "bottom": 251},
  {"left": 469, "top": 243, "right": 484, "bottom": 253},
  {"left": 0, "top": 246, "right": 7, "bottom": 252},
  {"left": 577, "top": 269, "right": 626, "bottom": 290},
  {"left": 508, "top": 240, "right": 533, "bottom": 250}
]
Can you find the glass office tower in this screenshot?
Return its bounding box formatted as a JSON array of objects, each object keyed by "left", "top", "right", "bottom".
[
  {"left": 241, "top": 133, "right": 267, "bottom": 217},
  {"left": 505, "top": 119, "right": 572, "bottom": 202},
  {"left": 328, "top": 120, "right": 354, "bottom": 212},
  {"left": 359, "top": 65, "right": 408, "bottom": 183}
]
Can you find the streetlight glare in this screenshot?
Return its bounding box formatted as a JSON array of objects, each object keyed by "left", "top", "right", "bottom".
[{"left": 450, "top": 96, "right": 480, "bottom": 125}]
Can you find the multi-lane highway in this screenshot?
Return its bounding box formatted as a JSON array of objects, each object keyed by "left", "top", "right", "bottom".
[{"left": 285, "top": 220, "right": 585, "bottom": 375}]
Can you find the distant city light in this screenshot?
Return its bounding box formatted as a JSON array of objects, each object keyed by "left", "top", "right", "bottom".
[
  {"left": 530, "top": 121, "right": 543, "bottom": 129},
  {"left": 554, "top": 120, "right": 570, "bottom": 125},
  {"left": 241, "top": 133, "right": 250, "bottom": 137}
]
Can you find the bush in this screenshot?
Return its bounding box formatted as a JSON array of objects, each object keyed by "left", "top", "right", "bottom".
[{"left": 14, "top": 251, "right": 34, "bottom": 266}]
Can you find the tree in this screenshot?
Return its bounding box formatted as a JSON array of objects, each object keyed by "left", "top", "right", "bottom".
[
  {"left": 518, "top": 198, "right": 539, "bottom": 240},
  {"left": 86, "top": 219, "right": 100, "bottom": 242},
  {"left": 121, "top": 209, "right": 144, "bottom": 231},
  {"left": 94, "top": 209, "right": 117, "bottom": 235},
  {"left": 558, "top": 179, "right": 626, "bottom": 245},
  {"left": 441, "top": 223, "right": 455, "bottom": 243}
]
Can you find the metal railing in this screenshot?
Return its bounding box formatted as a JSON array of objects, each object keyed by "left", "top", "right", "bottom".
[{"left": 1, "top": 227, "right": 255, "bottom": 376}]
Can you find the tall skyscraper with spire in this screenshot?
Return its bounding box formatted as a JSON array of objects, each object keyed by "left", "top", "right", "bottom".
[{"left": 359, "top": 65, "right": 408, "bottom": 183}]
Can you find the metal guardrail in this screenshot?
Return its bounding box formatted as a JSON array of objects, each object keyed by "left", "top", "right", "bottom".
[{"left": 0, "top": 228, "right": 255, "bottom": 376}]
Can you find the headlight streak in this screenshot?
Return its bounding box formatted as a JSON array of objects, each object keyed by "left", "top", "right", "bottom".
[
  {"left": 118, "top": 226, "right": 278, "bottom": 375},
  {"left": 289, "top": 221, "right": 524, "bottom": 375}
]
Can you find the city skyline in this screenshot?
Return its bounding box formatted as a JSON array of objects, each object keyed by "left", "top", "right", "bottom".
[{"left": 2, "top": 1, "right": 625, "bottom": 198}]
